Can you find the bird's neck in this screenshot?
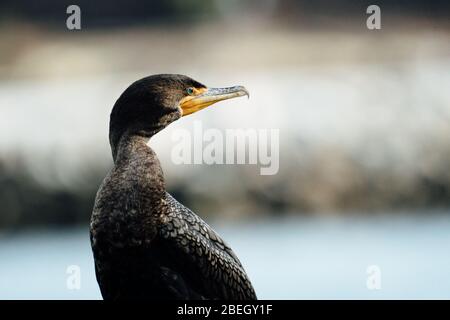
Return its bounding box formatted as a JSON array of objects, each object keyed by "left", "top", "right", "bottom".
[
  {"left": 112, "top": 133, "right": 167, "bottom": 200},
  {"left": 113, "top": 132, "right": 148, "bottom": 162},
  {"left": 110, "top": 127, "right": 159, "bottom": 162},
  {"left": 109, "top": 113, "right": 180, "bottom": 162}
]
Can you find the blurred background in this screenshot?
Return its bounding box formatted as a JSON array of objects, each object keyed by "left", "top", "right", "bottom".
[{"left": 1, "top": 0, "right": 450, "bottom": 299}]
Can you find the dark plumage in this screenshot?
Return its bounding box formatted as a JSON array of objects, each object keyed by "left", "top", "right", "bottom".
[{"left": 90, "top": 74, "right": 256, "bottom": 300}]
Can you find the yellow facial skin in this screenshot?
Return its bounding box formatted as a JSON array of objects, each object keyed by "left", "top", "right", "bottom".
[{"left": 179, "top": 86, "right": 249, "bottom": 116}]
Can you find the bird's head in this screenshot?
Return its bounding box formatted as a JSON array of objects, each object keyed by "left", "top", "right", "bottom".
[{"left": 109, "top": 74, "right": 248, "bottom": 155}]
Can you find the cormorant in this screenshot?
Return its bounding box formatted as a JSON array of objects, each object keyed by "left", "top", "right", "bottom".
[{"left": 90, "top": 74, "right": 257, "bottom": 300}]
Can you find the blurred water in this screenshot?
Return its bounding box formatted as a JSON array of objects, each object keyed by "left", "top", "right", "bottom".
[{"left": 1, "top": 213, "right": 450, "bottom": 299}]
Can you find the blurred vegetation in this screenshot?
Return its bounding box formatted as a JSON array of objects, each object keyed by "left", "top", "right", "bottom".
[
  {"left": 2, "top": 144, "right": 450, "bottom": 229},
  {"left": 0, "top": 159, "right": 98, "bottom": 228},
  {"left": 0, "top": 0, "right": 449, "bottom": 29}
]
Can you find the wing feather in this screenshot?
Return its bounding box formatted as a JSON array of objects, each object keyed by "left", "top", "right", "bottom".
[{"left": 157, "top": 193, "right": 257, "bottom": 300}]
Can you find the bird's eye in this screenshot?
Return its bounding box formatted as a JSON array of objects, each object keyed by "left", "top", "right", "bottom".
[{"left": 186, "top": 87, "right": 194, "bottom": 95}]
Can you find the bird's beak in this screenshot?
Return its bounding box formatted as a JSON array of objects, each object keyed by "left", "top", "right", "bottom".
[{"left": 180, "top": 86, "right": 249, "bottom": 116}]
